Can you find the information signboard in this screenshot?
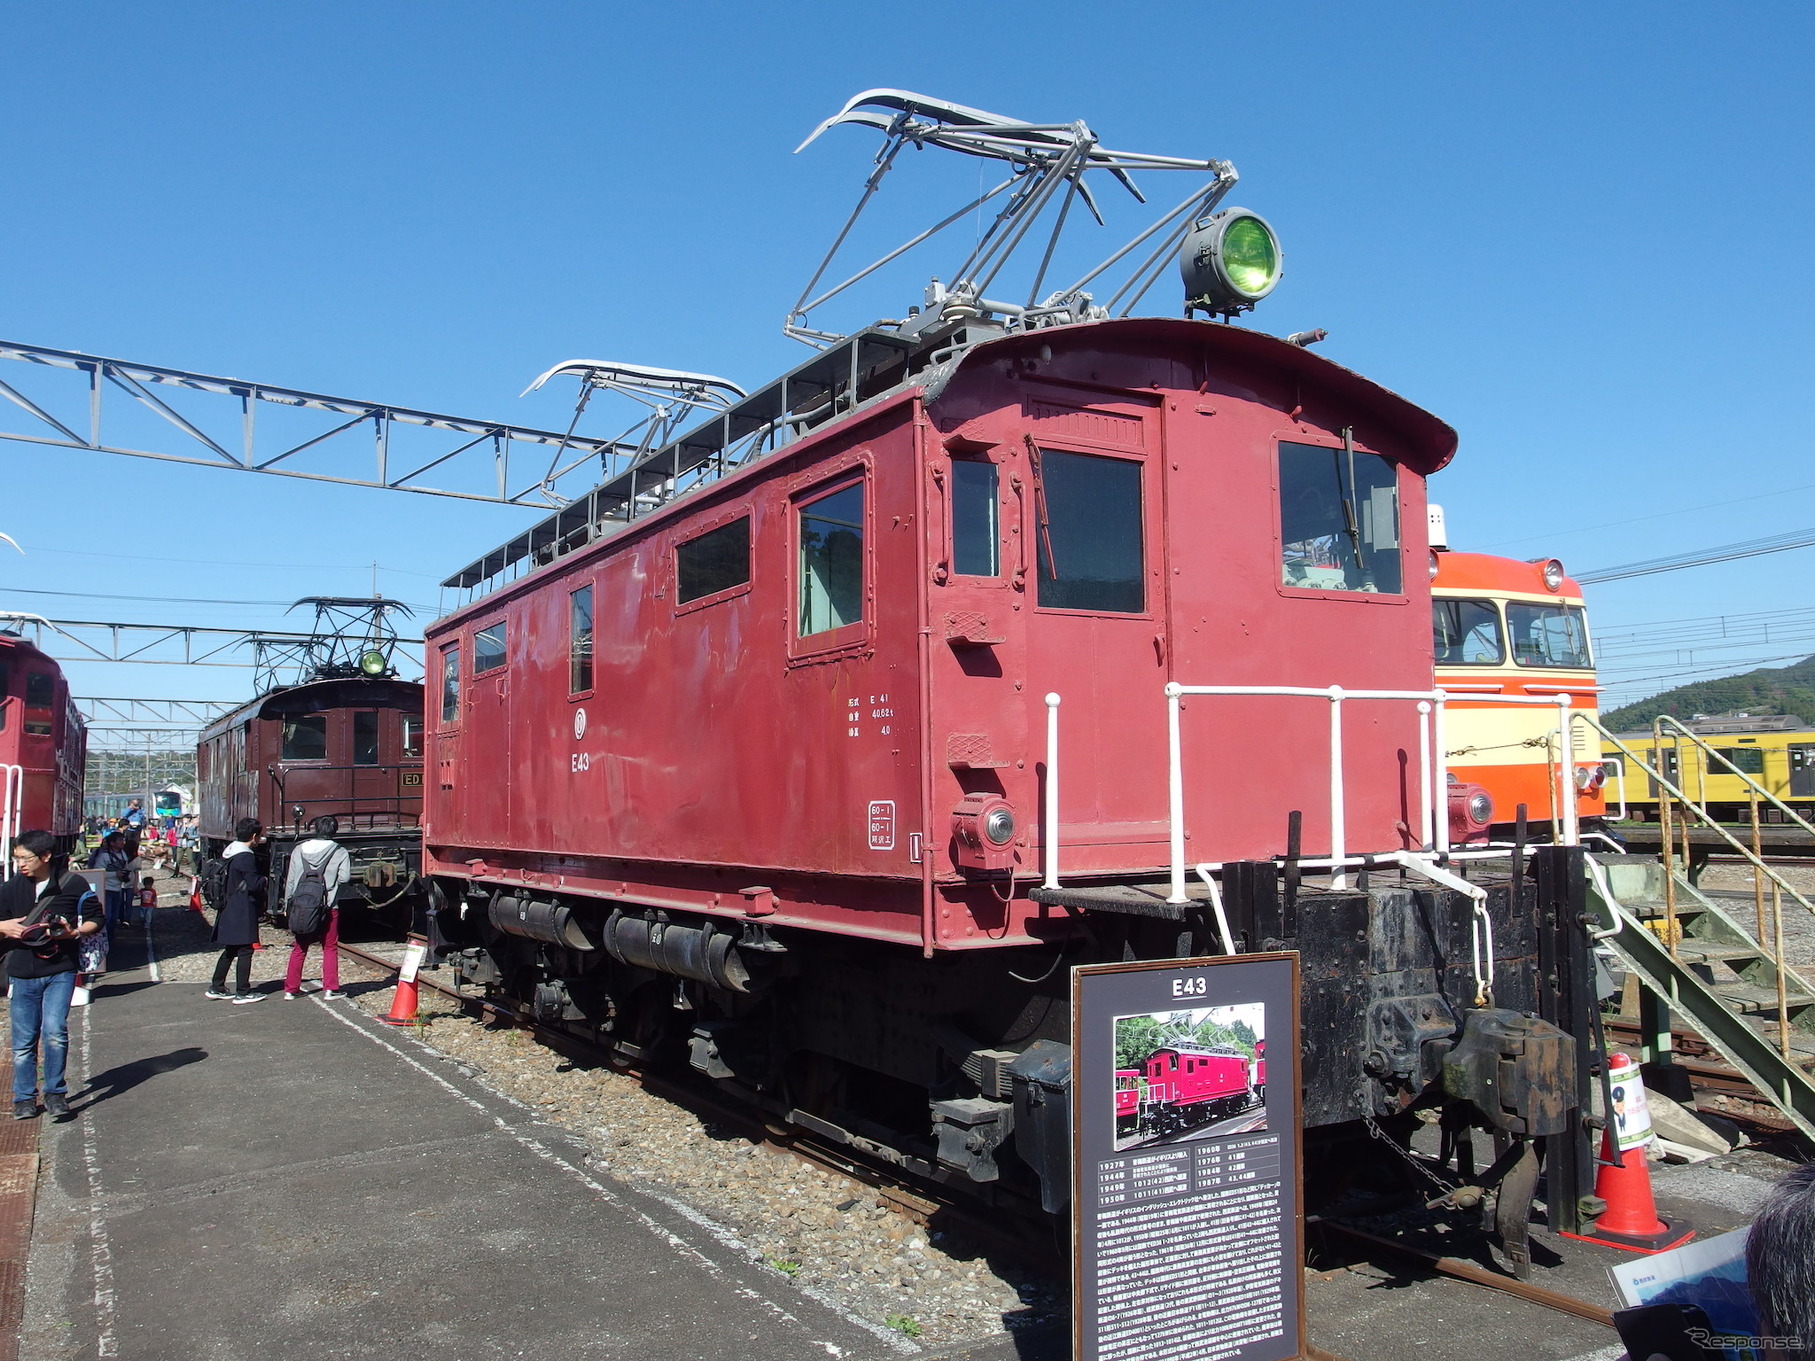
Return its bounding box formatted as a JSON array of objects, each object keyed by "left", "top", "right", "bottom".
[{"left": 1073, "top": 953, "right": 1303, "bottom": 1361}]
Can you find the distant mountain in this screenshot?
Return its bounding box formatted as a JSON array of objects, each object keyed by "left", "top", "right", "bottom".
[{"left": 1602, "top": 655, "right": 1815, "bottom": 731}]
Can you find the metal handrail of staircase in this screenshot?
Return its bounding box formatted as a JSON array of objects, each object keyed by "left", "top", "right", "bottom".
[{"left": 1585, "top": 713, "right": 1815, "bottom": 928}]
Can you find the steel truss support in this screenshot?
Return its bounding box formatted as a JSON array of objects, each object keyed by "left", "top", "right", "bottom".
[
  {"left": 76, "top": 698, "right": 237, "bottom": 726},
  {"left": 0, "top": 340, "right": 635, "bottom": 508},
  {"left": 1, "top": 614, "right": 424, "bottom": 682}
]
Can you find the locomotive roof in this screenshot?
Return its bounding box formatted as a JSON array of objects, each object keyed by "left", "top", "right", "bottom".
[
  {"left": 1432, "top": 551, "right": 1586, "bottom": 601},
  {"left": 1153, "top": 1044, "right": 1248, "bottom": 1058},
  {"left": 439, "top": 315, "right": 1457, "bottom": 609},
  {"left": 198, "top": 675, "right": 425, "bottom": 743}
]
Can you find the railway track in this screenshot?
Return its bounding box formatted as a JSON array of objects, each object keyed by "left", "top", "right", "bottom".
[
  {"left": 330, "top": 939, "right": 1637, "bottom": 1342},
  {"left": 332, "top": 939, "right": 1068, "bottom": 1277}
]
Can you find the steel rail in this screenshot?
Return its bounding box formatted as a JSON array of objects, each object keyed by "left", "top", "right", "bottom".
[
  {"left": 1311, "top": 1221, "right": 1616, "bottom": 1328},
  {"left": 331, "top": 939, "right": 1064, "bottom": 1276},
  {"left": 332, "top": 937, "right": 1643, "bottom": 1331}
]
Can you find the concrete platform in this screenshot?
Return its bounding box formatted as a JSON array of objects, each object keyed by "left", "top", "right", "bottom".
[{"left": 19, "top": 940, "right": 929, "bottom": 1361}]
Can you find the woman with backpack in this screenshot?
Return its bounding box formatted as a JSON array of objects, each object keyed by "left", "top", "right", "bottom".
[{"left": 282, "top": 817, "right": 350, "bottom": 1000}]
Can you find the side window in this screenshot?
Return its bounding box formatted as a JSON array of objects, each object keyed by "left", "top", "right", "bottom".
[
  {"left": 569, "top": 585, "right": 594, "bottom": 694},
  {"left": 1709, "top": 747, "right": 1765, "bottom": 776},
  {"left": 25, "top": 672, "right": 54, "bottom": 707},
  {"left": 473, "top": 621, "right": 507, "bottom": 675},
  {"left": 401, "top": 717, "right": 423, "bottom": 758},
  {"left": 1278, "top": 441, "right": 1403, "bottom": 594},
  {"left": 1433, "top": 599, "right": 1504, "bottom": 665},
  {"left": 281, "top": 715, "right": 328, "bottom": 761},
  {"left": 440, "top": 645, "right": 461, "bottom": 724},
  {"left": 798, "top": 481, "right": 865, "bottom": 637},
  {"left": 352, "top": 712, "right": 379, "bottom": 766},
  {"left": 1033, "top": 448, "right": 1145, "bottom": 613},
  {"left": 951, "top": 460, "right": 1000, "bottom": 577},
  {"left": 678, "top": 517, "right": 752, "bottom": 604}
]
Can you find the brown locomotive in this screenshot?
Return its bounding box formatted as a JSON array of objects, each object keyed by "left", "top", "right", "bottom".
[{"left": 196, "top": 675, "right": 425, "bottom": 918}]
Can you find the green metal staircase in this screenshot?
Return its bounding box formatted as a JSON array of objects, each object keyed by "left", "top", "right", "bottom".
[
  {"left": 1581, "top": 714, "right": 1815, "bottom": 1141},
  {"left": 1585, "top": 853, "right": 1815, "bottom": 1140}
]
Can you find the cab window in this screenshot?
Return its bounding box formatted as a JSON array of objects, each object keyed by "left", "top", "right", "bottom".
[
  {"left": 569, "top": 585, "right": 594, "bottom": 693},
  {"left": 440, "top": 645, "right": 460, "bottom": 724},
  {"left": 25, "top": 672, "right": 53, "bottom": 707},
  {"left": 1278, "top": 441, "right": 1402, "bottom": 593},
  {"left": 1506, "top": 603, "right": 1591, "bottom": 668},
  {"left": 473, "top": 622, "right": 507, "bottom": 675},
  {"left": 1433, "top": 599, "right": 1504, "bottom": 665},
  {"left": 281, "top": 715, "right": 328, "bottom": 761},
  {"left": 798, "top": 481, "right": 864, "bottom": 636},
  {"left": 402, "top": 717, "right": 423, "bottom": 758},
  {"left": 951, "top": 460, "right": 1000, "bottom": 577},
  {"left": 1033, "top": 448, "right": 1144, "bottom": 612}
]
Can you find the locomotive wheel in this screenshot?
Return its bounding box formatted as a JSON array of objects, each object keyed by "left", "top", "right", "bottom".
[{"left": 617, "top": 981, "right": 684, "bottom": 1064}]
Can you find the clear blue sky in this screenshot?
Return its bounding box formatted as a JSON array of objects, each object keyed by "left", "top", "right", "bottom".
[{"left": 2, "top": 2, "right": 1811, "bottom": 721}]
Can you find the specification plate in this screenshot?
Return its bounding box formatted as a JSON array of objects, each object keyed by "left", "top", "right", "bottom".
[{"left": 1072, "top": 953, "right": 1303, "bottom": 1361}]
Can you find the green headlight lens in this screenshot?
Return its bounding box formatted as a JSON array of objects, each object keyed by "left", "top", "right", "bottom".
[
  {"left": 1222, "top": 216, "right": 1279, "bottom": 297},
  {"left": 359, "top": 649, "right": 387, "bottom": 676}
]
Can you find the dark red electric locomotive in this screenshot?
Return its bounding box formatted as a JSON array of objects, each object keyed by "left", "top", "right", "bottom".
[
  {"left": 0, "top": 627, "right": 87, "bottom": 851},
  {"left": 424, "top": 93, "right": 1598, "bottom": 1245},
  {"left": 1136, "top": 1046, "right": 1257, "bottom": 1135},
  {"left": 197, "top": 673, "right": 424, "bottom": 919}
]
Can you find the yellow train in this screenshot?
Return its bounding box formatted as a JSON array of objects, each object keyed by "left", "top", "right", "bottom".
[{"left": 1601, "top": 717, "right": 1815, "bottom": 823}]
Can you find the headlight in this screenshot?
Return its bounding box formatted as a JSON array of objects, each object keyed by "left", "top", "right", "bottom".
[
  {"left": 359, "top": 649, "right": 388, "bottom": 676},
  {"left": 984, "top": 807, "right": 1016, "bottom": 846},
  {"left": 1179, "top": 208, "right": 1283, "bottom": 316},
  {"left": 1429, "top": 550, "right": 1441, "bottom": 581},
  {"left": 1541, "top": 560, "right": 1564, "bottom": 592},
  {"left": 1466, "top": 792, "right": 1493, "bottom": 825}
]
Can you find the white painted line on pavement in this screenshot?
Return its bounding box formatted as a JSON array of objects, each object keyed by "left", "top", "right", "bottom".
[
  {"left": 75, "top": 1009, "right": 120, "bottom": 1357},
  {"left": 313, "top": 998, "right": 918, "bottom": 1355}
]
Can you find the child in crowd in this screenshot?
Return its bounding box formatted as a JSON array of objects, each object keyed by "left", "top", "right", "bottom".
[{"left": 137, "top": 875, "right": 158, "bottom": 928}]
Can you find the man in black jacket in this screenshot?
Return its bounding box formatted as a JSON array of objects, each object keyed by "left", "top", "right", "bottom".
[
  {"left": 3, "top": 830, "right": 104, "bottom": 1120},
  {"left": 206, "top": 818, "right": 267, "bottom": 1003}
]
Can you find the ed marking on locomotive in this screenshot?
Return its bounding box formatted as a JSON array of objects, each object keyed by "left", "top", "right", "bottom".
[
  {"left": 867, "top": 800, "right": 895, "bottom": 851},
  {"left": 573, "top": 708, "right": 587, "bottom": 741}
]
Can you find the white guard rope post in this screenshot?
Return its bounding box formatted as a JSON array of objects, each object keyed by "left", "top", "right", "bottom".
[{"left": 1553, "top": 693, "right": 1578, "bottom": 846}]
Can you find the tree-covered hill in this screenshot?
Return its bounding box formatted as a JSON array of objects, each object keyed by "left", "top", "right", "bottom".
[{"left": 1601, "top": 655, "right": 1815, "bottom": 732}]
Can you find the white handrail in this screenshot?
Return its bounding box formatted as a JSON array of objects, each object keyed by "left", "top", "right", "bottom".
[
  {"left": 1043, "top": 693, "right": 1061, "bottom": 890},
  {"left": 1, "top": 764, "right": 22, "bottom": 844},
  {"left": 1165, "top": 684, "right": 1583, "bottom": 903}
]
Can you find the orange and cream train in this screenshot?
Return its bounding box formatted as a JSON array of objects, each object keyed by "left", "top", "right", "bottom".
[{"left": 1431, "top": 549, "right": 1605, "bottom": 838}]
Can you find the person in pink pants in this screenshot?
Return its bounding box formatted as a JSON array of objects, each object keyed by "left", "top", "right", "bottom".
[{"left": 282, "top": 819, "right": 350, "bottom": 1000}]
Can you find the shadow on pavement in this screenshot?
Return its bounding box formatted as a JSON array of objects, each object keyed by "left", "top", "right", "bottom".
[{"left": 76, "top": 1046, "right": 209, "bottom": 1111}]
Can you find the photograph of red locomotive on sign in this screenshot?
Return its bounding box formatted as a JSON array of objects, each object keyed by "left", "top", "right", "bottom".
[{"left": 1113, "top": 1003, "right": 1266, "bottom": 1148}]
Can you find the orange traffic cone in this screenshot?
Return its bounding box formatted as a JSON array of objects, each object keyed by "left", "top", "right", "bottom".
[
  {"left": 380, "top": 936, "right": 429, "bottom": 1027},
  {"left": 189, "top": 878, "right": 205, "bottom": 913},
  {"left": 1561, "top": 1055, "right": 1694, "bottom": 1254}
]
